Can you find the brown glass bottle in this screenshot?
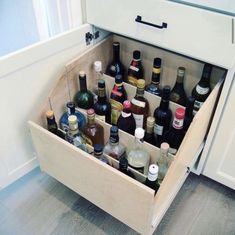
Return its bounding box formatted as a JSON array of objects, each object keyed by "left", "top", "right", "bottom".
[
  {"left": 82, "top": 109, "right": 104, "bottom": 146},
  {"left": 131, "top": 79, "right": 149, "bottom": 129}
]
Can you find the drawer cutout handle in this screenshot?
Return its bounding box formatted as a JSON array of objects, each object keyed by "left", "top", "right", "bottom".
[{"left": 135, "top": 15, "right": 167, "bottom": 29}]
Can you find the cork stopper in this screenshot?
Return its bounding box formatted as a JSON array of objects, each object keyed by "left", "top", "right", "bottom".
[
  {"left": 46, "top": 110, "right": 54, "bottom": 118},
  {"left": 137, "top": 79, "right": 145, "bottom": 89},
  {"left": 160, "top": 142, "right": 169, "bottom": 154}
]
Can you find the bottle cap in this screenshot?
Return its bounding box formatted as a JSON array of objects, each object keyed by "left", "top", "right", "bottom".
[
  {"left": 135, "top": 128, "right": 145, "bottom": 139},
  {"left": 94, "top": 61, "right": 102, "bottom": 72},
  {"left": 119, "top": 156, "right": 128, "bottom": 169},
  {"left": 123, "top": 100, "right": 131, "bottom": 109},
  {"left": 94, "top": 144, "right": 103, "bottom": 155},
  {"left": 110, "top": 125, "right": 118, "bottom": 134},
  {"left": 153, "top": 58, "right": 162, "bottom": 68},
  {"left": 115, "top": 74, "right": 123, "bottom": 84},
  {"left": 148, "top": 164, "right": 159, "bottom": 181},
  {"left": 113, "top": 41, "right": 120, "bottom": 47},
  {"left": 79, "top": 71, "right": 86, "bottom": 78},
  {"left": 177, "top": 67, "right": 185, "bottom": 77},
  {"left": 160, "top": 142, "right": 170, "bottom": 154},
  {"left": 133, "top": 50, "right": 141, "bottom": 60},
  {"left": 68, "top": 115, "right": 77, "bottom": 125},
  {"left": 147, "top": 116, "right": 155, "bottom": 128},
  {"left": 162, "top": 85, "right": 171, "bottom": 100},
  {"left": 175, "top": 107, "right": 185, "bottom": 119},
  {"left": 46, "top": 110, "right": 54, "bottom": 118},
  {"left": 87, "top": 108, "right": 95, "bottom": 116},
  {"left": 137, "top": 79, "right": 145, "bottom": 89},
  {"left": 98, "top": 79, "right": 105, "bottom": 88}
]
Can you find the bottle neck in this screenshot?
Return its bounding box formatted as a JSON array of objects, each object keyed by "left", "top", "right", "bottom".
[
  {"left": 47, "top": 116, "right": 56, "bottom": 126},
  {"left": 87, "top": 115, "right": 95, "bottom": 125},
  {"left": 160, "top": 98, "right": 169, "bottom": 110},
  {"left": 151, "top": 67, "right": 161, "bottom": 85},
  {"left": 97, "top": 87, "right": 107, "bottom": 103},
  {"left": 176, "top": 75, "right": 184, "bottom": 84},
  {"left": 113, "top": 47, "right": 120, "bottom": 62},
  {"left": 135, "top": 87, "right": 145, "bottom": 98},
  {"left": 79, "top": 78, "right": 87, "bottom": 92},
  {"left": 146, "top": 125, "right": 154, "bottom": 134},
  {"left": 109, "top": 133, "right": 119, "bottom": 146},
  {"left": 67, "top": 106, "right": 75, "bottom": 115}
]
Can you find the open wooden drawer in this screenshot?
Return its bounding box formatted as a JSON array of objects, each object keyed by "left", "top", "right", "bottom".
[{"left": 28, "top": 35, "right": 225, "bottom": 235}]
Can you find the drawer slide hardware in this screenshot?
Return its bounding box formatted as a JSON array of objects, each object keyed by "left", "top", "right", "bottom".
[
  {"left": 135, "top": 15, "right": 167, "bottom": 29},
  {"left": 85, "top": 31, "right": 100, "bottom": 45}
]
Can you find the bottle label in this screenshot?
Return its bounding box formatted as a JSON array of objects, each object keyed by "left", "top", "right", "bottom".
[
  {"left": 196, "top": 85, "right": 210, "bottom": 95},
  {"left": 128, "top": 75, "right": 137, "bottom": 86},
  {"left": 98, "top": 87, "right": 105, "bottom": 97},
  {"left": 170, "top": 93, "right": 180, "bottom": 102},
  {"left": 129, "top": 65, "right": 139, "bottom": 72},
  {"left": 154, "top": 124, "right": 163, "bottom": 136},
  {"left": 153, "top": 67, "right": 161, "bottom": 74},
  {"left": 133, "top": 113, "right": 144, "bottom": 128},
  {"left": 131, "top": 98, "right": 146, "bottom": 108},
  {"left": 111, "top": 89, "right": 122, "bottom": 97},
  {"left": 96, "top": 114, "right": 105, "bottom": 122},
  {"left": 172, "top": 117, "right": 184, "bottom": 129},
  {"left": 110, "top": 65, "right": 116, "bottom": 72},
  {"left": 121, "top": 111, "right": 131, "bottom": 118},
  {"left": 147, "top": 172, "right": 158, "bottom": 181},
  {"left": 193, "top": 100, "right": 204, "bottom": 115},
  {"left": 111, "top": 99, "right": 123, "bottom": 125}
]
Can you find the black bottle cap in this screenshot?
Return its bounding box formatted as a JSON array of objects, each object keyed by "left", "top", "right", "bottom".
[
  {"left": 111, "top": 125, "right": 118, "bottom": 134},
  {"left": 162, "top": 85, "right": 171, "bottom": 100},
  {"left": 110, "top": 126, "right": 119, "bottom": 143},
  {"left": 153, "top": 58, "right": 162, "bottom": 68},
  {"left": 133, "top": 50, "right": 141, "bottom": 60},
  {"left": 98, "top": 79, "right": 105, "bottom": 88},
  {"left": 115, "top": 74, "right": 123, "bottom": 84},
  {"left": 119, "top": 156, "right": 128, "bottom": 170},
  {"left": 94, "top": 144, "right": 103, "bottom": 155}
]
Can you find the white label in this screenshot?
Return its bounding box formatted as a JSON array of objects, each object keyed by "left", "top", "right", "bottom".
[
  {"left": 121, "top": 111, "right": 131, "bottom": 118},
  {"left": 129, "top": 65, "right": 139, "bottom": 72},
  {"left": 110, "top": 65, "right": 116, "bottom": 72},
  {"left": 154, "top": 124, "right": 163, "bottom": 135},
  {"left": 133, "top": 113, "right": 144, "bottom": 128},
  {"left": 193, "top": 100, "right": 204, "bottom": 115},
  {"left": 196, "top": 85, "right": 210, "bottom": 95},
  {"left": 96, "top": 114, "right": 105, "bottom": 122},
  {"left": 131, "top": 98, "right": 146, "bottom": 108},
  {"left": 172, "top": 117, "right": 183, "bottom": 129}
]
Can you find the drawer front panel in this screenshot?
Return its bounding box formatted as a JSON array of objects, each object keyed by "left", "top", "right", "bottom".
[{"left": 86, "top": 0, "right": 235, "bottom": 68}]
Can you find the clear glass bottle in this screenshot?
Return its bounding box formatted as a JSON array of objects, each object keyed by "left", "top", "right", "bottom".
[
  {"left": 119, "top": 156, "right": 135, "bottom": 179},
  {"left": 65, "top": 115, "right": 87, "bottom": 152},
  {"left": 74, "top": 71, "right": 94, "bottom": 109},
  {"left": 145, "top": 164, "right": 160, "bottom": 192},
  {"left": 127, "top": 50, "right": 144, "bottom": 86},
  {"left": 131, "top": 79, "right": 149, "bottom": 129},
  {"left": 157, "top": 142, "right": 170, "bottom": 183},
  {"left": 170, "top": 67, "right": 187, "bottom": 106},
  {"left": 144, "top": 116, "right": 156, "bottom": 146},
  {"left": 103, "top": 126, "right": 125, "bottom": 160},
  {"left": 145, "top": 57, "right": 162, "bottom": 96},
  {"left": 127, "top": 128, "right": 150, "bottom": 175},
  {"left": 59, "top": 101, "right": 86, "bottom": 132},
  {"left": 93, "top": 144, "right": 109, "bottom": 165},
  {"left": 82, "top": 109, "right": 104, "bottom": 146}
]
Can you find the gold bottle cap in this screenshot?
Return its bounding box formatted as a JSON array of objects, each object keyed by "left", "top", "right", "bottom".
[
  {"left": 46, "top": 110, "right": 54, "bottom": 118},
  {"left": 137, "top": 79, "right": 145, "bottom": 89},
  {"left": 147, "top": 116, "right": 155, "bottom": 127}
]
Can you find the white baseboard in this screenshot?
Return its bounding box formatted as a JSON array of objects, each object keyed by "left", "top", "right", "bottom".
[{"left": 0, "top": 157, "right": 39, "bottom": 189}]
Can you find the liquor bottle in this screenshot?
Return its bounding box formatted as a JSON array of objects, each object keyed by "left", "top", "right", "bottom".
[
  {"left": 163, "top": 107, "right": 185, "bottom": 154},
  {"left": 192, "top": 63, "right": 212, "bottom": 114},
  {"left": 106, "top": 42, "right": 125, "bottom": 78},
  {"left": 131, "top": 79, "right": 149, "bottom": 129},
  {"left": 110, "top": 75, "right": 127, "bottom": 125},
  {"left": 93, "top": 61, "right": 104, "bottom": 103},
  {"left": 170, "top": 67, "right": 187, "bottom": 106},
  {"left": 183, "top": 96, "right": 195, "bottom": 132},
  {"left": 127, "top": 128, "right": 150, "bottom": 175},
  {"left": 46, "top": 110, "right": 58, "bottom": 135},
  {"left": 127, "top": 50, "right": 144, "bottom": 86},
  {"left": 74, "top": 71, "right": 94, "bottom": 109},
  {"left": 145, "top": 164, "right": 160, "bottom": 192},
  {"left": 153, "top": 85, "right": 172, "bottom": 147},
  {"left": 59, "top": 101, "right": 86, "bottom": 132},
  {"left": 93, "top": 79, "right": 111, "bottom": 123},
  {"left": 82, "top": 109, "right": 104, "bottom": 146},
  {"left": 145, "top": 57, "right": 162, "bottom": 96},
  {"left": 157, "top": 142, "right": 170, "bottom": 183},
  {"left": 119, "top": 156, "right": 135, "bottom": 179},
  {"left": 103, "top": 126, "right": 125, "bottom": 160},
  {"left": 117, "top": 100, "right": 136, "bottom": 135},
  {"left": 93, "top": 144, "right": 110, "bottom": 165},
  {"left": 65, "top": 115, "right": 87, "bottom": 152},
  {"left": 144, "top": 116, "right": 156, "bottom": 146}
]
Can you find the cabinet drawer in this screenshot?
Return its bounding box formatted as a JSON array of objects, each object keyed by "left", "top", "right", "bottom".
[
  {"left": 86, "top": 0, "right": 235, "bottom": 69},
  {"left": 28, "top": 36, "right": 224, "bottom": 234}
]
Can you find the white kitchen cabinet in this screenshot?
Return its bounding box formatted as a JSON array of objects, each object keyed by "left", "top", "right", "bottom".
[{"left": 26, "top": 1, "right": 235, "bottom": 235}]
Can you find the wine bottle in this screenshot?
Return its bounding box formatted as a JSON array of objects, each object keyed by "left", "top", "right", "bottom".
[
  {"left": 127, "top": 128, "right": 150, "bottom": 175},
  {"left": 144, "top": 116, "right": 156, "bottom": 146},
  {"left": 94, "top": 79, "right": 111, "bottom": 123},
  {"left": 119, "top": 156, "right": 135, "bottom": 179},
  {"left": 153, "top": 85, "right": 172, "bottom": 147},
  {"left": 110, "top": 75, "right": 127, "bottom": 125},
  {"left": 117, "top": 100, "right": 136, "bottom": 135},
  {"left": 82, "top": 109, "right": 104, "bottom": 146},
  {"left": 192, "top": 63, "right": 212, "bottom": 114},
  {"left": 74, "top": 71, "right": 94, "bottom": 109},
  {"left": 145, "top": 57, "right": 162, "bottom": 96},
  {"left": 93, "top": 144, "right": 110, "bottom": 165},
  {"left": 106, "top": 42, "right": 125, "bottom": 78},
  {"left": 103, "top": 126, "right": 125, "bottom": 160},
  {"left": 59, "top": 101, "right": 86, "bottom": 132},
  {"left": 163, "top": 107, "right": 185, "bottom": 154},
  {"left": 183, "top": 96, "right": 195, "bottom": 132},
  {"left": 170, "top": 67, "right": 187, "bottom": 106},
  {"left": 131, "top": 79, "right": 149, "bottom": 129},
  {"left": 127, "top": 50, "right": 144, "bottom": 86},
  {"left": 145, "top": 164, "right": 160, "bottom": 192}
]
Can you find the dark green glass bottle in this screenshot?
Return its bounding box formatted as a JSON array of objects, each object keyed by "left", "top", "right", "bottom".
[{"left": 74, "top": 71, "right": 94, "bottom": 109}]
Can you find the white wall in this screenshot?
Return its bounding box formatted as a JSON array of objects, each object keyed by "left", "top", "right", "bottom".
[{"left": 0, "top": 24, "right": 92, "bottom": 188}]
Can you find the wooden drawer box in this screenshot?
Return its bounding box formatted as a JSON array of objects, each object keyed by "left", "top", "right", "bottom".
[{"left": 28, "top": 35, "right": 224, "bottom": 235}]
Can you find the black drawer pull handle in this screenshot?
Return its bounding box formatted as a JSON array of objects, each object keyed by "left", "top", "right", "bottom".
[{"left": 135, "top": 15, "right": 167, "bottom": 29}]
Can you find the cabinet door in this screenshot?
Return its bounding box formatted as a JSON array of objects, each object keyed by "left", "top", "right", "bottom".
[
  {"left": 86, "top": 0, "right": 235, "bottom": 68},
  {"left": 203, "top": 72, "right": 235, "bottom": 189}
]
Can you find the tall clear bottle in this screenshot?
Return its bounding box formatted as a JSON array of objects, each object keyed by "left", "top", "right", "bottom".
[
  {"left": 127, "top": 128, "right": 150, "bottom": 175},
  {"left": 145, "top": 57, "right": 162, "bottom": 96},
  {"left": 170, "top": 67, "right": 187, "bottom": 106}
]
